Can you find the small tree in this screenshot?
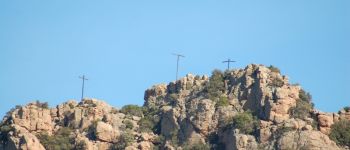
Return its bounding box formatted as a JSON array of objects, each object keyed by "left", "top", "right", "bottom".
[
  {"left": 0, "top": 124, "right": 14, "bottom": 145},
  {"left": 36, "top": 100, "right": 49, "bottom": 109},
  {"left": 289, "top": 89, "right": 314, "bottom": 119},
  {"left": 120, "top": 105, "right": 143, "bottom": 117},
  {"left": 268, "top": 65, "right": 280, "bottom": 74},
  {"left": 329, "top": 120, "right": 350, "bottom": 147},
  {"left": 216, "top": 96, "right": 229, "bottom": 107},
  {"left": 206, "top": 69, "right": 225, "bottom": 100},
  {"left": 37, "top": 127, "right": 74, "bottom": 150},
  {"left": 124, "top": 120, "right": 134, "bottom": 129},
  {"left": 110, "top": 130, "right": 135, "bottom": 150},
  {"left": 225, "top": 112, "right": 259, "bottom": 135}
]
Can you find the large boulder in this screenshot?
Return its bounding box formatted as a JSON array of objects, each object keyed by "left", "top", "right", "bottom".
[
  {"left": 221, "top": 129, "right": 258, "bottom": 150},
  {"left": 95, "top": 121, "right": 120, "bottom": 143},
  {"left": 277, "top": 131, "right": 340, "bottom": 150}
]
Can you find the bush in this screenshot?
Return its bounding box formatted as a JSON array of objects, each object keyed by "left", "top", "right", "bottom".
[
  {"left": 344, "top": 106, "right": 350, "bottom": 112},
  {"left": 268, "top": 65, "right": 280, "bottom": 73},
  {"left": 37, "top": 127, "right": 74, "bottom": 150},
  {"left": 269, "top": 78, "right": 284, "bottom": 87},
  {"left": 299, "top": 89, "right": 312, "bottom": 103},
  {"left": 36, "top": 100, "right": 49, "bottom": 109},
  {"left": 289, "top": 89, "right": 314, "bottom": 119},
  {"left": 329, "top": 120, "right": 350, "bottom": 147},
  {"left": 75, "top": 141, "right": 87, "bottom": 150},
  {"left": 289, "top": 100, "right": 312, "bottom": 119},
  {"left": 110, "top": 130, "right": 135, "bottom": 150},
  {"left": 138, "top": 117, "right": 155, "bottom": 132},
  {"left": 216, "top": 96, "right": 229, "bottom": 107},
  {"left": 206, "top": 69, "right": 225, "bottom": 100},
  {"left": 138, "top": 107, "right": 161, "bottom": 133},
  {"left": 0, "top": 124, "right": 14, "bottom": 144},
  {"left": 225, "top": 112, "right": 259, "bottom": 135},
  {"left": 275, "top": 126, "right": 294, "bottom": 138},
  {"left": 124, "top": 120, "right": 134, "bottom": 129},
  {"left": 120, "top": 105, "right": 143, "bottom": 117},
  {"left": 152, "top": 135, "right": 165, "bottom": 150}
]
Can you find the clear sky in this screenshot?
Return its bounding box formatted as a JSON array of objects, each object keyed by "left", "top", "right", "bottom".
[{"left": 0, "top": 0, "right": 349, "bottom": 117}]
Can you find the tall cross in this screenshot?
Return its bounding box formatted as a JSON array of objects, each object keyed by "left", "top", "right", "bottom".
[
  {"left": 79, "top": 75, "right": 88, "bottom": 100},
  {"left": 222, "top": 59, "right": 236, "bottom": 70},
  {"left": 172, "top": 53, "right": 185, "bottom": 81}
]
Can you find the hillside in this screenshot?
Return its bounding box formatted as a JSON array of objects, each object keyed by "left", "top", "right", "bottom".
[{"left": 1, "top": 64, "right": 349, "bottom": 150}]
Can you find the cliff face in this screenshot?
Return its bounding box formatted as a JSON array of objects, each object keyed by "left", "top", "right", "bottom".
[{"left": 0, "top": 64, "right": 349, "bottom": 150}]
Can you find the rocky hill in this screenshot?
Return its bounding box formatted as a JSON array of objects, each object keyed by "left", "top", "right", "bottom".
[{"left": 1, "top": 64, "right": 350, "bottom": 150}]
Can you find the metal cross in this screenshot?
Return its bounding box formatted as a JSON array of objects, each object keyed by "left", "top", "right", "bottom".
[
  {"left": 222, "top": 59, "right": 236, "bottom": 70},
  {"left": 172, "top": 53, "right": 185, "bottom": 81},
  {"left": 79, "top": 75, "right": 88, "bottom": 100}
]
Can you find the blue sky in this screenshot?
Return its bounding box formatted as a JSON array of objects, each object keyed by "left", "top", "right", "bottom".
[{"left": 0, "top": 0, "right": 349, "bottom": 117}]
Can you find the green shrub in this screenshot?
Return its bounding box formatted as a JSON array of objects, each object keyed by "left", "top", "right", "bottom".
[
  {"left": 269, "top": 78, "right": 284, "bottom": 87},
  {"left": 68, "top": 103, "right": 75, "bottom": 109},
  {"left": 289, "top": 100, "right": 312, "bottom": 119},
  {"left": 75, "top": 141, "right": 87, "bottom": 150},
  {"left": 344, "top": 106, "right": 350, "bottom": 112},
  {"left": 275, "top": 126, "right": 294, "bottom": 138},
  {"left": 36, "top": 100, "right": 49, "bottom": 109},
  {"left": 110, "top": 130, "right": 135, "bottom": 150},
  {"left": 299, "top": 89, "right": 312, "bottom": 103},
  {"left": 152, "top": 135, "right": 165, "bottom": 150},
  {"left": 139, "top": 107, "right": 161, "bottom": 133},
  {"left": 225, "top": 112, "right": 259, "bottom": 135},
  {"left": 37, "top": 127, "right": 74, "bottom": 150},
  {"left": 124, "top": 120, "right": 134, "bottom": 129},
  {"left": 120, "top": 105, "right": 143, "bottom": 117},
  {"left": 289, "top": 89, "right": 314, "bottom": 119},
  {"left": 268, "top": 65, "right": 280, "bottom": 73},
  {"left": 206, "top": 69, "right": 225, "bottom": 100},
  {"left": 138, "top": 117, "right": 155, "bottom": 132},
  {"left": 0, "top": 124, "right": 14, "bottom": 144},
  {"left": 216, "top": 96, "right": 229, "bottom": 107},
  {"left": 329, "top": 120, "right": 350, "bottom": 147}
]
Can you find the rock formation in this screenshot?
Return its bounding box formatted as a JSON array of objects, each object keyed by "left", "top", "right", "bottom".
[{"left": 0, "top": 64, "right": 349, "bottom": 150}]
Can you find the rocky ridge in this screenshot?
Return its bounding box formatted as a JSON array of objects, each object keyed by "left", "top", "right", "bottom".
[{"left": 0, "top": 64, "right": 349, "bottom": 150}]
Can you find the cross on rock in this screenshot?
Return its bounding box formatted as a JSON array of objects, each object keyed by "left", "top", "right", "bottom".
[
  {"left": 79, "top": 75, "right": 88, "bottom": 100},
  {"left": 172, "top": 53, "right": 185, "bottom": 81},
  {"left": 222, "top": 59, "right": 236, "bottom": 70}
]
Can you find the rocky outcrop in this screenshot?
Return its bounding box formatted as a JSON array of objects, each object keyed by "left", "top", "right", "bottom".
[
  {"left": 1, "top": 64, "right": 349, "bottom": 150},
  {"left": 277, "top": 131, "right": 340, "bottom": 150},
  {"left": 221, "top": 129, "right": 258, "bottom": 150}
]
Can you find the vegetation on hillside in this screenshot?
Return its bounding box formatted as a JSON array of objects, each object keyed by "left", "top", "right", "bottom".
[
  {"left": 329, "top": 120, "right": 350, "bottom": 147},
  {"left": 37, "top": 127, "right": 75, "bottom": 150},
  {"left": 268, "top": 65, "right": 281, "bottom": 74},
  {"left": 0, "top": 124, "right": 14, "bottom": 145},
  {"left": 110, "top": 130, "right": 134, "bottom": 150},
  {"left": 206, "top": 69, "right": 225, "bottom": 100},
  {"left": 138, "top": 106, "right": 161, "bottom": 133},
  {"left": 35, "top": 100, "right": 49, "bottom": 109},
  {"left": 289, "top": 89, "right": 314, "bottom": 119},
  {"left": 120, "top": 105, "right": 143, "bottom": 117},
  {"left": 224, "top": 111, "right": 259, "bottom": 135}
]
